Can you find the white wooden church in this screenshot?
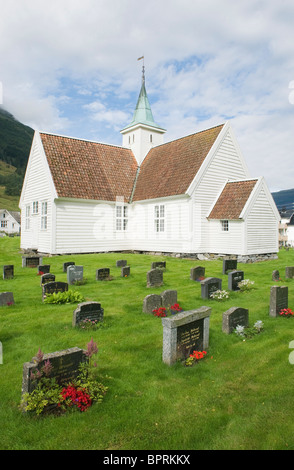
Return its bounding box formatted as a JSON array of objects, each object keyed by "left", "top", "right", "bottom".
[{"left": 19, "top": 68, "right": 280, "bottom": 260}]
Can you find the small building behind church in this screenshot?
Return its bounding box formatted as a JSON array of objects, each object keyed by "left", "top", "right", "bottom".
[{"left": 19, "top": 70, "right": 279, "bottom": 260}]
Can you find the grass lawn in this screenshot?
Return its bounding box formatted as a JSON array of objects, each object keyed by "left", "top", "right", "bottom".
[{"left": 1, "top": 237, "right": 294, "bottom": 451}]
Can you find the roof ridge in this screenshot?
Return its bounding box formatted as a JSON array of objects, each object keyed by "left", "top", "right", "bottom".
[
  {"left": 39, "top": 131, "right": 129, "bottom": 152},
  {"left": 150, "top": 123, "right": 226, "bottom": 149}
]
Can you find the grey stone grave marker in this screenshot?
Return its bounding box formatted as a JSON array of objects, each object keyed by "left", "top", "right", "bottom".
[
  {"left": 285, "top": 267, "right": 294, "bottom": 279},
  {"left": 200, "top": 277, "right": 222, "bottom": 299},
  {"left": 67, "top": 265, "right": 83, "bottom": 285},
  {"left": 21, "top": 347, "right": 88, "bottom": 404},
  {"left": 0, "top": 292, "right": 14, "bottom": 306},
  {"left": 40, "top": 273, "right": 56, "bottom": 286},
  {"left": 151, "top": 261, "right": 166, "bottom": 270},
  {"left": 162, "top": 306, "right": 211, "bottom": 366},
  {"left": 63, "top": 261, "right": 75, "bottom": 273},
  {"left": 161, "top": 290, "right": 177, "bottom": 308},
  {"left": 272, "top": 270, "right": 280, "bottom": 281},
  {"left": 190, "top": 266, "right": 205, "bottom": 281},
  {"left": 228, "top": 270, "right": 244, "bottom": 291},
  {"left": 223, "top": 258, "right": 237, "bottom": 274},
  {"left": 143, "top": 294, "right": 162, "bottom": 314},
  {"left": 222, "top": 307, "right": 249, "bottom": 334},
  {"left": 22, "top": 256, "right": 43, "bottom": 268},
  {"left": 3, "top": 265, "right": 14, "bottom": 280},
  {"left": 147, "top": 268, "right": 163, "bottom": 288},
  {"left": 72, "top": 301, "right": 104, "bottom": 327},
  {"left": 269, "top": 285, "right": 288, "bottom": 317},
  {"left": 42, "top": 281, "right": 68, "bottom": 301},
  {"left": 96, "top": 268, "right": 110, "bottom": 281},
  {"left": 116, "top": 260, "right": 127, "bottom": 267},
  {"left": 121, "top": 266, "right": 130, "bottom": 277}
]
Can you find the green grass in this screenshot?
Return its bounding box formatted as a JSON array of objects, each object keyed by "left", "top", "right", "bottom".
[{"left": 1, "top": 237, "right": 294, "bottom": 450}]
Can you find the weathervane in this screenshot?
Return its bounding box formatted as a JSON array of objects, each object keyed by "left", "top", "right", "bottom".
[{"left": 137, "top": 56, "right": 145, "bottom": 83}]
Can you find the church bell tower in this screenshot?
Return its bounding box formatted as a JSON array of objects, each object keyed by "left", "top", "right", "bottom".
[{"left": 120, "top": 61, "right": 166, "bottom": 165}]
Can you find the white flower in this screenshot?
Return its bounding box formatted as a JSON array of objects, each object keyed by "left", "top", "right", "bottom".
[
  {"left": 235, "top": 324, "right": 245, "bottom": 336},
  {"left": 254, "top": 320, "right": 264, "bottom": 331}
]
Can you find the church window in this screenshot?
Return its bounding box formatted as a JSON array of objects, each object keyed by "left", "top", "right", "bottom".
[
  {"left": 32, "top": 201, "right": 39, "bottom": 214},
  {"left": 221, "top": 220, "right": 229, "bottom": 231},
  {"left": 150, "top": 134, "right": 153, "bottom": 143},
  {"left": 41, "top": 201, "right": 48, "bottom": 230},
  {"left": 154, "top": 205, "right": 165, "bottom": 232},
  {"left": 116, "top": 205, "right": 128, "bottom": 231},
  {"left": 25, "top": 205, "right": 30, "bottom": 230}
]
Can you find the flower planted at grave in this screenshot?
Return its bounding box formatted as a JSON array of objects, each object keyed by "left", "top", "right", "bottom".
[
  {"left": 279, "top": 308, "right": 294, "bottom": 318},
  {"left": 234, "top": 321, "right": 264, "bottom": 340},
  {"left": 185, "top": 350, "right": 207, "bottom": 367},
  {"left": 152, "top": 303, "right": 183, "bottom": 317},
  {"left": 20, "top": 340, "right": 108, "bottom": 416}
]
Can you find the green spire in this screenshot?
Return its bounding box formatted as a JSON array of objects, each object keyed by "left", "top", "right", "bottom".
[{"left": 122, "top": 69, "right": 164, "bottom": 131}]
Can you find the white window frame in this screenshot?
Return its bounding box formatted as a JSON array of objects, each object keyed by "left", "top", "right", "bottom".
[
  {"left": 32, "top": 201, "right": 39, "bottom": 214},
  {"left": 41, "top": 201, "right": 48, "bottom": 230},
  {"left": 154, "top": 205, "right": 165, "bottom": 232},
  {"left": 25, "top": 205, "right": 30, "bottom": 230},
  {"left": 116, "top": 204, "right": 128, "bottom": 231}
]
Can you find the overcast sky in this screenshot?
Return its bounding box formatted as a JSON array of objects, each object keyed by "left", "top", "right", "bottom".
[{"left": 0, "top": 0, "right": 293, "bottom": 192}]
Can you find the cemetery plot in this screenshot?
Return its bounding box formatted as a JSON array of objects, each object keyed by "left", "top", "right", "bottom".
[
  {"left": 143, "top": 290, "right": 178, "bottom": 314},
  {"left": 190, "top": 266, "right": 205, "bottom": 281},
  {"left": 228, "top": 270, "right": 244, "bottom": 291},
  {"left": 222, "top": 307, "right": 249, "bottom": 334},
  {"left": 63, "top": 261, "right": 75, "bottom": 273},
  {"left": 151, "top": 261, "right": 166, "bottom": 271},
  {"left": 96, "top": 268, "right": 110, "bottom": 281},
  {"left": 285, "top": 267, "right": 294, "bottom": 279},
  {"left": 22, "top": 256, "right": 43, "bottom": 268},
  {"left": 162, "top": 307, "right": 211, "bottom": 365},
  {"left": 121, "top": 266, "right": 130, "bottom": 277},
  {"left": 40, "top": 273, "right": 56, "bottom": 286},
  {"left": 3, "top": 265, "right": 14, "bottom": 279},
  {"left": 67, "top": 265, "right": 83, "bottom": 285},
  {"left": 269, "top": 285, "right": 288, "bottom": 317},
  {"left": 147, "top": 268, "right": 163, "bottom": 288},
  {"left": 116, "top": 260, "right": 127, "bottom": 267},
  {"left": 223, "top": 258, "right": 237, "bottom": 274},
  {"left": 38, "top": 265, "right": 50, "bottom": 274},
  {"left": 42, "top": 281, "right": 68, "bottom": 301},
  {"left": 200, "top": 277, "right": 222, "bottom": 299},
  {"left": 73, "top": 301, "right": 104, "bottom": 327},
  {"left": 0, "top": 292, "right": 14, "bottom": 306}
]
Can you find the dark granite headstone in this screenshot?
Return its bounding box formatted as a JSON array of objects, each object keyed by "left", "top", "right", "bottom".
[
  {"left": 223, "top": 259, "right": 237, "bottom": 274},
  {"left": 96, "top": 268, "right": 110, "bottom": 281},
  {"left": 190, "top": 266, "right": 205, "bottom": 281},
  {"left": 228, "top": 270, "right": 244, "bottom": 291},
  {"left": 200, "top": 277, "right": 222, "bottom": 299},
  {"left": 38, "top": 265, "right": 50, "bottom": 274},
  {"left": 269, "top": 285, "right": 288, "bottom": 317},
  {"left": 222, "top": 307, "right": 249, "bottom": 334},
  {"left": 285, "top": 267, "right": 294, "bottom": 279},
  {"left": 40, "top": 273, "right": 56, "bottom": 286},
  {"left": 21, "top": 347, "right": 88, "bottom": 398},
  {"left": 22, "top": 256, "right": 42, "bottom": 268},
  {"left": 3, "top": 265, "right": 14, "bottom": 280},
  {"left": 151, "top": 261, "right": 166, "bottom": 271},
  {"left": 72, "top": 301, "right": 104, "bottom": 327},
  {"left": 42, "top": 281, "right": 68, "bottom": 301},
  {"left": 63, "top": 261, "right": 75, "bottom": 273},
  {"left": 116, "top": 260, "right": 127, "bottom": 267},
  {"left": 121, "top": 266, "right": 130, "bottom": 277}
]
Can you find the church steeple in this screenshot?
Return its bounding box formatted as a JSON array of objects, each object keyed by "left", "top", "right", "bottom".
[{"left": 121, "top": 62, "right": 166, "bottom": 165}]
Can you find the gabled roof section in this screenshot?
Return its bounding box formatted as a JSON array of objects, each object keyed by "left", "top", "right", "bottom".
[
  {"left": 40, "top": 133, "right": 138, "bottom": 202},
  {"left": 208, "top": 179, "right": 258, "bottom": 220},
  {"left": 132, "top": 124, "right": 225, "bottom": 201}
]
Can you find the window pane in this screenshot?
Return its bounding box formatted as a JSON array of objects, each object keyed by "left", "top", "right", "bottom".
[{"left": 160, "top": 205, "right": 165, "bottom": 217}]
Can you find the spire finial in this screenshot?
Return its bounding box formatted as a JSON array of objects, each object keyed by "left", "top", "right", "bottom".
[{"left": 137, "top": 56, "right": 145, "bottom": 83}]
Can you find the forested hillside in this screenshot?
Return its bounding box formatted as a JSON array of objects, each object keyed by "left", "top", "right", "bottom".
[{"left": 0, "top": 107, "right": 34, "bottom": 197}]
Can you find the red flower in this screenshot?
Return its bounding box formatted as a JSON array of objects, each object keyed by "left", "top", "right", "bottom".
[{"left": 60, "top": 384, "right": 92, "bottom": 412}]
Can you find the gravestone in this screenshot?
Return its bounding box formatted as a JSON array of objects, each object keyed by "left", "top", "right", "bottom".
[
  {"left": 161, "top": 290, "right": 177, "bottom": 308},
  {"left": 200, "top": 277, "right": 222, "bottom": 299},
  {"left": 63, "top": 261, "right": 75, "bottom": 273},
  {"left": 42, "top": 281, "right": 68, "bottom": 301},
  {"left": 3, "top": 265, "right": 14, "bottom": 280},
  {"left": 228, "top": 270, "right": 244, "bottom": 291},
  {"left": 0, "top": 292, "right": 14, "bottom": 306},
  {"left": 21, "top": 347, "right": 88, "bottom": 401},
  {"left": 190, "top": 266, "right": 205, "bottom": 281},
  {"left": 40, "top": 273, "right": 56, "bottom": 286},
  {"left": 272, "top": 270, "right": 280, "bottom": 281},
  {"left": 143, "top": 294, "right": 162, "bottom": 314},
  {"left": 151, "top": 261, "right": 166, "bottom": 271},
  {"left": 96, "top": 268, "right": 110, "bottom": 281},
  {"left": 269, "top": 285, "right": 288, "bottom": 317},
  {"left": 285, "top": 267, "right": 294, "bottom": 279},
  {"left": 67, "top": 265, "right": 83, "bottom": 285},
  {"left": 38, "top": 265, "right": 50, "bottom": 275},
  {"left": 223, "top": 258, "right": 237, "bottom": 274},
  {"left": 222, "top": 307, "right": 249, "bottom": 334},
  {"left": 147, "top": 268, "right": 163, "bottom": 288},
  {"left": 116, "top": 260, "right": 127, "bottom": 267},
  {"left": 121, "top": 266, "right": 130, "bottom": 277},
  {"left": 162, "top": 306, "right": 211, "bottom": 366},
  {"left": 22, "top": 256, "right": 43, "bottom": 268},
  {"left": 72, "top": 301, "right": 104, "bottom": 327}
]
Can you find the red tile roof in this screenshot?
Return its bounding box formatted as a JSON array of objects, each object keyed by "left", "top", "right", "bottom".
[
  {"left": 132, "top": 124, "right": 224, "bottom": 201},
  {"left": 208, "top": 179, "right": 258, "bottom": 219},
  {"left": 40, "top": 133, "right": 138, "bottom": 202}
]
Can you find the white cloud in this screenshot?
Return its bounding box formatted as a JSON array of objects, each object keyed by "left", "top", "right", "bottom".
[{"left": 0, "top": 0, "right": 294, "bottom": 190}]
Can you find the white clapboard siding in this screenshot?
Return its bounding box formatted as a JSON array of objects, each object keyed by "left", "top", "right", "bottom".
[
  {"left": 130, "top": 197, "right": 192, "bottom": 253},
  {"left": 245, "top": 187, "right": 279, "bottom": 254},
  {"left": 191, "top": 127, "right": 250, "bottom": 253},
  {"left": 207, "top": 220, "right": 245, "bottom": 254},
  {"left": 20, "top": 135, "right": 55, "bottom": 253}
]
